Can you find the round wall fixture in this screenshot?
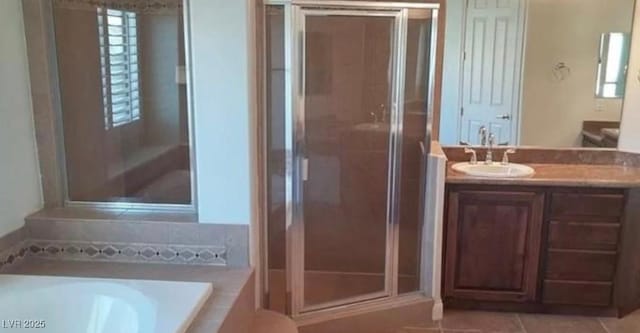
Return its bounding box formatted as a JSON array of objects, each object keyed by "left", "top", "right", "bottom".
[{"left": 552, "top": 62, "right": 571, "bottom": 81}]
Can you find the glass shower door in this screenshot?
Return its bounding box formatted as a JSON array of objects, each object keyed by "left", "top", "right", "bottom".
[{"left": 288, "top": 7, "right": 405, "bottom": 314}]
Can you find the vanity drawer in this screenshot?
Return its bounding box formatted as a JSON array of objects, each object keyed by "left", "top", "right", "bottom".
[
  {"left": 548, "top": 221, "right": 620, "bottom": 251},
  {"left": 550, "top": 193, "right": 624, "bottom": 222},
  {"left": 542, "top": 280, "right": 612, "bottom": 306},
  {"left": 545, "top": 249, "right": 617, "bottom": 281}
]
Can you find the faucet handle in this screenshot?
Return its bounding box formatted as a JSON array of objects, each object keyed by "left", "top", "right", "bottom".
[
  {"left": 369, "top": 111, "right": 378, "bottom": 124},
  {"left": 464, "top": 147, "right": 478, "bottom": 165},
  {"left": 478, "top": 126, "right": 488, "bottom": 146},
  {"left": 501, "top": 148, "right": 516, "bottom": 165}
]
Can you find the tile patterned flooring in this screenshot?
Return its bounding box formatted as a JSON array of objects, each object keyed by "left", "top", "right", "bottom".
[{"left": 398, "top": 309, "right": 640, "bottom": 333}]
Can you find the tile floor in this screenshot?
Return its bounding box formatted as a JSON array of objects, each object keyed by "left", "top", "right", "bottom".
[{"left": 398, "top": 309, "right": 640, "bottom": 333}]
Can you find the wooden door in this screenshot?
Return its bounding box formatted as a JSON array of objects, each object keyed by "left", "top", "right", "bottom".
[
  {"left": 444, "top": 189, "right": 544, "bottom": 302},
  {"left": 459, "top": 0, "right": 525, "bottom": 145}
]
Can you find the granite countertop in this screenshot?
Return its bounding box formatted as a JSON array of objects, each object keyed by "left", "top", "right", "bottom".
[{"left": 446, "top": 162, "right": 640, "bottom": 188}]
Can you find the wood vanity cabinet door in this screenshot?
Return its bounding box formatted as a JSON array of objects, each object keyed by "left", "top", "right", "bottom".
[{"left": 444, "top": 189, "right": 544, "bottom": 302}]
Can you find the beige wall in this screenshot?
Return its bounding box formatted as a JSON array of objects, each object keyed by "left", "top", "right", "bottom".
[
  {"left": 0, "top": 0, "right": 43, "bottom": 237},
  {"left": 139, "top": 13, "right": 188, "bottom": 146},
  {"left": 520, "top": 0, "right": 635, "bottom": 147},
  {"left": 619, "top": 2, "right": 640, "bottom": 152}
]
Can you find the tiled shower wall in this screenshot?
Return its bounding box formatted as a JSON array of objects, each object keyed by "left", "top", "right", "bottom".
[{"left": 0, "top": 215, "right": 249, "bottom": 271}]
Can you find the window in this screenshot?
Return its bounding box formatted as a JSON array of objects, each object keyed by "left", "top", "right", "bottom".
[
  {"left": 97, "top": 8, "right": 141, "bottom": 128},
  {"left": 596, "top": 32, "right": 631, "bottom": 99}
]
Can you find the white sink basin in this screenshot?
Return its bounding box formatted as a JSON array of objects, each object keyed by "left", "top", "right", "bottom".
[{"left": 452, "top": 162, "right": 535, "bottom": 178}]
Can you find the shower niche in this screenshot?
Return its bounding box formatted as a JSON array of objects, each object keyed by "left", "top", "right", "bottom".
[{"left": 262, "top": 0, "right": 441, "bottom": 319}]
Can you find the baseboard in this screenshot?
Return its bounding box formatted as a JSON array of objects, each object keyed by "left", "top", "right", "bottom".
[{"left": 432, "top": 298, "right": 443, "bottom": 320}]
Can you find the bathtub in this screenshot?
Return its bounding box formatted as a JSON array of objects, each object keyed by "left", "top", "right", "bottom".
[{"left": 0, "top": 274, "right": 212, "bottom": 333}]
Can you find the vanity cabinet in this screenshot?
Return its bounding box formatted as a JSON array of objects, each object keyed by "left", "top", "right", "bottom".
[
  {"left": 541, "top": 191, "right": 624, "bottom": 307},
  {"left": 443, "top": 185, "right": 637, "bottom": 316},
  {"left": 444, "top": 189, "right": 544, "bottom": 302}
]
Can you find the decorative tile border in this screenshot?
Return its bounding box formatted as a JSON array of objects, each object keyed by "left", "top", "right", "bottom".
[
  {"left": 0, "top": 216, "right": 249, "bottom": 270},
  {"left": 53, "top": 0, "right": 183, "bottom": 14},
  {"left": 25, "top": 217, "right": 249, "bottom": 267},
  {"left": 26, "top": 240, "right": 227, "bottom": 266},
  {"left": 0, "top": 238, "right": 226, "bottom": 272},
  {"left": 0, "top": 240, "right": 29, "bottom": 272}
]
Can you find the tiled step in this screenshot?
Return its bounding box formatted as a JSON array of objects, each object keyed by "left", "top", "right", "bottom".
[{"left": 250, "top": 310, "right": 298, "bottom": 333}]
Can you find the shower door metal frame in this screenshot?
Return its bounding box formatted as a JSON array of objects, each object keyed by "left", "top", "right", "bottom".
[
  {"left": 266, "top": 0, "right": 441, "bottom": 318},
  {"left": 289, "top": 2, "right": 406, "bottom": 316}
]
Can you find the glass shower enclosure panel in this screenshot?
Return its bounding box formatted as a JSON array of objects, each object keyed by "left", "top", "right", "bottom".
[
  {"left": 281, "top": 7, "right": 408, "bottom": 314},
  {"left": 265, "top": 1, "right": 440, "bottom": 317},
  {"left": 301, "top": 12, "right": 398, "bottom": 309}
]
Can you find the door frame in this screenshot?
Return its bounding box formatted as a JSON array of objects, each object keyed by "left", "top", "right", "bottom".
[
  {"left": 288, "top": 4, "right": 407, "bottom": 316},
  {"left": 457, "top": 0, "right": 528, "bottom": 146}
]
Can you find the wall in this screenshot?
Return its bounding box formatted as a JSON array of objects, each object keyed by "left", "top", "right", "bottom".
[
  {"left": 190, "top": 0, "right": 255, "bottom": 224},
  {"left": 619, "top": 2, "right": 640, "bottom": 152},
  {"left": 440, "top": 0, "right": 635, "bottom": 147},
  {"left": 520, "top": 0, "right": 634, "bottom": 147},
  {"left": 139, "top": 13, "right": 187, "bottom": 146},
  {"left": 439, "top": 0, "right": 465, "bottom": 145},
  {"left": 0, "top": 0, "right": 43, "bottom": 237}
]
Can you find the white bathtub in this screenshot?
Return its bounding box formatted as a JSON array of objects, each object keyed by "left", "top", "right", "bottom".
[{"left": 0, "top": 274, "right": 212, "bottom": 333}]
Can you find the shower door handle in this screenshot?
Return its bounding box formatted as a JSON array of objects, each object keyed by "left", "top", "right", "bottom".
[{"left": 302, "top": 158, "right": 309, "bottom": 181}]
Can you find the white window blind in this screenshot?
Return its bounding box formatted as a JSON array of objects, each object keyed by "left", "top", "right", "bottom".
[{"left": 97, "top": 8, "right": 141, "bottom": 129}]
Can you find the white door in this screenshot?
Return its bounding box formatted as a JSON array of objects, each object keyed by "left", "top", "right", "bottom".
[{"left": 459, "top": 0, "right": 525, "bottom": 145}]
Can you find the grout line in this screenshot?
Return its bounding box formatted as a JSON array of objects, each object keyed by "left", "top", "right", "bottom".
[
  {"left": 597, "top": 318, "right": 612, "bottom": 333},
  {"left": 404, "top": 329, "right": 479, "bottom": 333},
  {"left": 515, "top": 314, "right": 528, "bottom": 333}
]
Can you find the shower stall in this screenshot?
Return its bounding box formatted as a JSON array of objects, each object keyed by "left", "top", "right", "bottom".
[{"left": 262, "top": 0, "right": 440, "bottom": 319}]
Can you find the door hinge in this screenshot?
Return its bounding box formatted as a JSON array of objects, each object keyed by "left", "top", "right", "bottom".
[{"left": 302, "top": 158, "right": 309, "bottom": 181}]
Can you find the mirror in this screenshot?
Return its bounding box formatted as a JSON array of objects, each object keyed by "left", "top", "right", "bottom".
[
  {"left": 596, "top": 32, "right": 631, "bottom": 99},
  {"left": 52, "top": 0, "right": 192, "bottom": 205},
  {"left": 438, "top": 0, "right": 636, "bottom": 149}
]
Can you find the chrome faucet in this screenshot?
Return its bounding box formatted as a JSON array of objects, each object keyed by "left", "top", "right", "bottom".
[
  {"left": 502, "top": 148, "right": 516, "bottom": 165},
  {"left": 478, "top": 126, "right": 488, "bottom": 146},
  {"left": 464, "top": 147, "right": 477, "bottom": 164},
  {"left": 485, "top": 133, "right": 495, "bottom": 164},
  {"left": 369, "top": 111, "right": 379, "bottom": 124}
]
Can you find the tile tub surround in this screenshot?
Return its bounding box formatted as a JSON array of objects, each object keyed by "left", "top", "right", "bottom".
[
  {"left": 25, "top": 208, "right": 249, "bottom": 267},
  {"left": 0, "top": 227, "right": 29, "bottom": 271},
  {"left": 4, "top": 259, "right": 256, "bottom": 333},
  {"left": 24, "top": 239, "right": 227, "bottom": 266}
]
